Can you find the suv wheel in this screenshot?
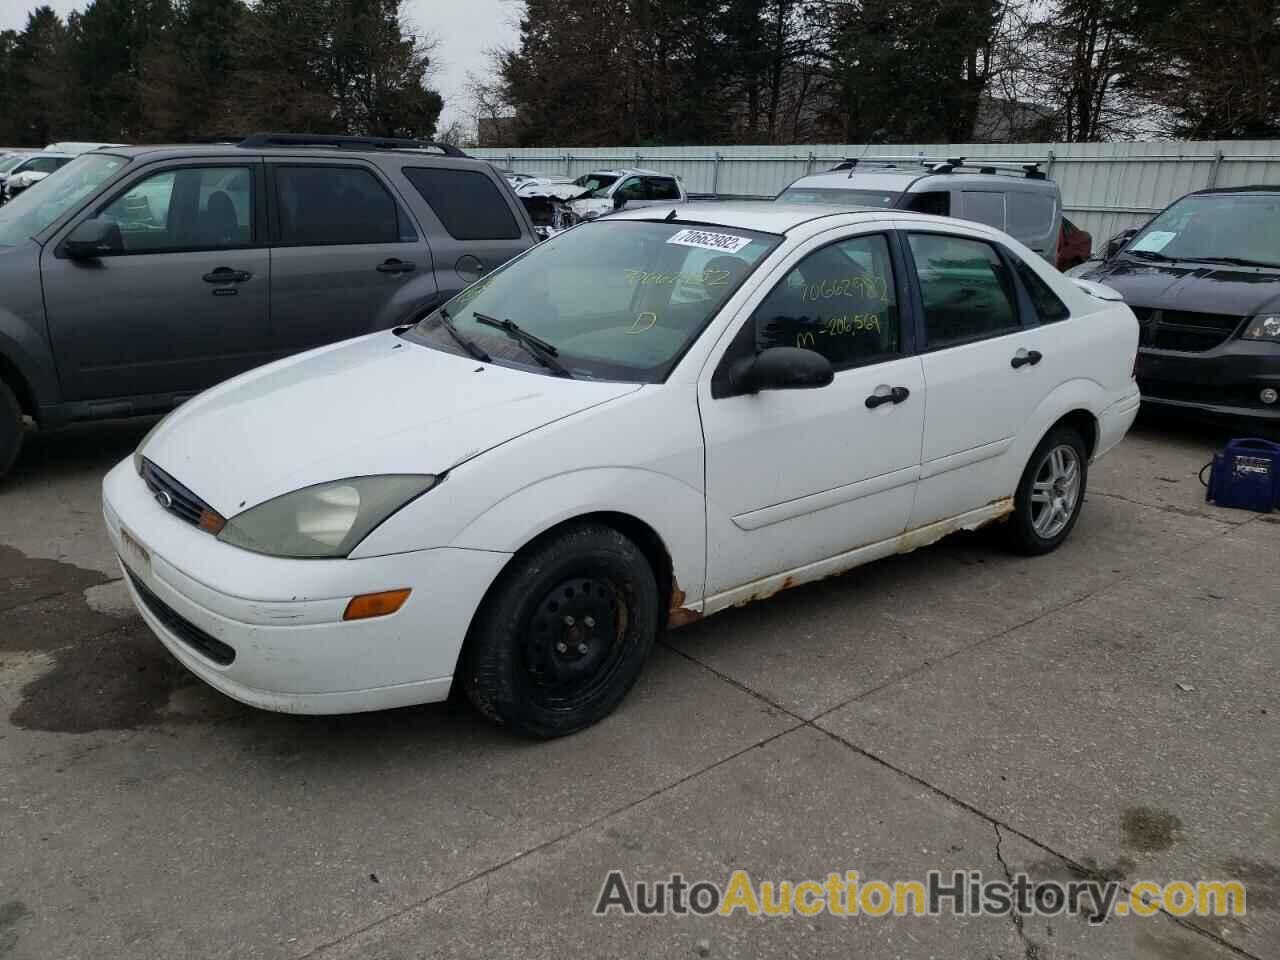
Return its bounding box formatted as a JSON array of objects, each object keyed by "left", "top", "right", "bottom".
[
  {"left": 460, "top": 523, "right": 659, "bottom": 738},
  {"left": 0, "top": 379, "right": 24, "bottom": 481}
]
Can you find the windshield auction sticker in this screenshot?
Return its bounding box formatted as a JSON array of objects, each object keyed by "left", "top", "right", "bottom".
[{"left": 666, "top": 229, "right": 752, "bottom": 254}]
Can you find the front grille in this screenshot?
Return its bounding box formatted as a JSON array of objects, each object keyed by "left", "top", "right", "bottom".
[
  {"left": 141, "top": 459, "right": 222, "bottom": 531},
  {"left": 126, "top": 568, "right": 236, "bottom": 666},
  {"left": 1133, "top": 307, "right": 1243, "bottom": 352}
]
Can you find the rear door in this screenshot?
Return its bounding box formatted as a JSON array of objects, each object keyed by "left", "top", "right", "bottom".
[
  {"left": 399, "top": 163, "right": 534, "bottom": 301},
  {"left": 900, "top": 228, "right": 1058, "bottom": 527},
  {"left": 267, "top": 160, "right": 431, "bottom": 353},
  {"left": 42, "top": 160, "right": 272, "bottom": 403}
]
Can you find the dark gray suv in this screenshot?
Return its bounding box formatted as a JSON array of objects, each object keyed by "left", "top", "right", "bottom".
[{"left": 0, "top": 134, "right": 538, "bottom": 478}]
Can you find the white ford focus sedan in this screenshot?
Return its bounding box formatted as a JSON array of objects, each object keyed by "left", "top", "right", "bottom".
[{"left": 103, "top": 204, "right": 1140, "bottom": 737}]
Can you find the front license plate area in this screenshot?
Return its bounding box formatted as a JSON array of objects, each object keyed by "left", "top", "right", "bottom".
[{"left": 120, "top": 528, "right": 151, "bottom": 577}]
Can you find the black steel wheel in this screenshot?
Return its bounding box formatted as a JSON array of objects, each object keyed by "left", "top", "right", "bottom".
[{"left": 461, "top": 523, "right": 659, "bottom": 738}]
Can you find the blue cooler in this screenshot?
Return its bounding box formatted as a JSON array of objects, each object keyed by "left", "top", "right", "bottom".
[{"left": 1204, "top": 438, "right": 1280, "bottom": 513}]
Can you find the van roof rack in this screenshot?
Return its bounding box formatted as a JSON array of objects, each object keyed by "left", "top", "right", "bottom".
[
  {"left": 832, "top": 156, "right": 1045, "bottom": 180},
  {"left": 237, "top": 133, "right": 468, "bottom": 157}
]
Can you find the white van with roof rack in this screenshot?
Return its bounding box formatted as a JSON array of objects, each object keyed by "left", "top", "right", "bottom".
[{"left": 778, "top": 156, "right": 1062, "bottom": 266}]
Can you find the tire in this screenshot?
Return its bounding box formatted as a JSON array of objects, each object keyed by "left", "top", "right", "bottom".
[
  {"left": 1003, "top": 426, "right": 1089, "bottom": 555},
  {"left": 0, "top": 379, "right": 24, "bottom": 482},
  {"left": 460, "top": 523, "right": 660, "bottom": 738}
]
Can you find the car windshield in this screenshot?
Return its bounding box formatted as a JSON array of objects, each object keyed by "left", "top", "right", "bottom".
[
  {"left": 404, "top": 220, "right": 781, "bottom": 382},
  {"left": 1126, "top": 193, "right": 1280, "bottom": 267},
  {"left": 0, "top": 153, "right": 128, "bottom": 248},
  {"left": 574, "top": 173, "right": 619, "bottom": 194},
  {"left": 778, "top": 186, "right": 903, "bottom": 207},
  {"left": 0, "top": 155, "right": 31, "bottom": 174}
]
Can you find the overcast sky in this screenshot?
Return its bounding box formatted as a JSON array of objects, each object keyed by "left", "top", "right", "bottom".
[{"left": 0, "top": 0, "right": 521, "bottom": 134}]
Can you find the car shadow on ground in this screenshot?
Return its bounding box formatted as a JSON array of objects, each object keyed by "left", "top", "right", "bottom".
[{"left": 1, "top": 416, "right": 157, "bottom": 491}]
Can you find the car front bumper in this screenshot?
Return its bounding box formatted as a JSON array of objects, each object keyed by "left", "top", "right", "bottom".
[
  {"left": 102, "top": 459, "right": 510, "bottom": 715},
  {"left": 1136, "top": 339, "right": 1280, "bottom": 420}
]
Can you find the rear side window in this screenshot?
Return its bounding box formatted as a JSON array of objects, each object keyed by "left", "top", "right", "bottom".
[
  {"left": 961, "top": 191, "right": 1005, "bottom": 230},
  {"left": 647, "top": 177, "right": 680, "bottom": 201},
  {"left": 275, "top": 166, "right": 401, "bottom": 245},
  {"left": 1015, "top": 258, "right": 1071, "bottom": 323},
  {"left": 402, "top": 166, "right": 521, "bottom": 240},
  {"left": 1007, "top": 192, "right": 1056, "bottom": 234},
  {"left": 908, "top": 233, "right": 1019, "bottom": 347}
]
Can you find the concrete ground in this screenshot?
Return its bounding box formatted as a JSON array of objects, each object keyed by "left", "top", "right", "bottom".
[{"left": 0, "top": 413, "right": 1276, "bottom": 960}]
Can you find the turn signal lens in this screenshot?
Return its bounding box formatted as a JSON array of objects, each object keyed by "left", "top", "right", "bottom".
[
  {"left": 343, "top": 588, "right": 411, "bottom": 621},
  {"left": 197, "top": 509, "right": 227, "bottom": 535}
]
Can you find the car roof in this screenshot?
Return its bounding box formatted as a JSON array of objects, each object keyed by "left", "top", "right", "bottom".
[
  {"left": 1190, "top": 184, "right": 1280, "bottom": 196},
  {"left": 790, "top": 168, "right": 1058, "bottom": 194},
  {"left": 585, "top": 167, "right": 671, "bottom": 178},
  {"left": 606, "top": 200, "right": 952, "bottom": 235},
  {"left": 789, "top": 170, "right": 920, "bottom": 190},
  {"left": 91, "top": 143, "right": 484, "bottom": 165}
]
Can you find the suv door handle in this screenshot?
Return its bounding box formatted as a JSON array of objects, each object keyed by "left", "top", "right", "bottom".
[
  {"left": 1011, "top": 349, "right": 1043, "bottom": 368},
  {"left": 865, "top": 386, "right": 911, "bottom": 409},
  {"left": 377, "top": 258, "right": 416, "bottom": 274},
  {"left": 203, "top": 267, "right": 252, "bottom": 283}
]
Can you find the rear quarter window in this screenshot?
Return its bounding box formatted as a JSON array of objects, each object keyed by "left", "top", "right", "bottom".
[
  {"left": 403, "top": 166, "right": 522, "bottom": 241},
  {"left": 1007, "top": 192, "right": 1057, "bottom": 235}
]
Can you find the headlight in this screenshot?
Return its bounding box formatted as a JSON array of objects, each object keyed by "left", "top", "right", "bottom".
[
  {"left": 1243, "top": 314, "right": 1280, "bottom": 342},
  {"left": 218, "top": 475, "right": 437, "bottom": 559},
  {"left": 133, "top": 410, "right": 177, "bottom": 474}
]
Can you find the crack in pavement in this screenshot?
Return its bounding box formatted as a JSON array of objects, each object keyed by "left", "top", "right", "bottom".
[{"left": 994, "top": 823, "right": 1040, "bottom": 960}]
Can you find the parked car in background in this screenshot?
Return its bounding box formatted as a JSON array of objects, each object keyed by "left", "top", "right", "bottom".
[
  {"left": 1074, "top": 186, "right": 1280, "bottom": 422},
  {"left": 778, "top": 157, "right": 1063, "bottom": 266},
  {"left": 1057, "top": 216, "right": 1091, "bottom": 270},
  {"left": 104, "top": 202, "right": 1139, "bottom": 736},
  {"left": 0, "top": 152, "right": 72, "bottom": 203},
  {"left": 566, "top": 168, "right": 688, "bottom": 219},
  {"left": 0, "top": 133, "right": 537, "bottom": 479}
]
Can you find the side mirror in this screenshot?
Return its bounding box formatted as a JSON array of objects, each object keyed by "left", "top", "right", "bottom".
[
  {"left": 730, "top": 347, "right": 834, "bottom": 394},
  {"left": 613, "top": 194, "right": 628, "bottom": 210},
  {"left": 64, "top": 218, "right": 123, "bottom": 259},
  {"left": 1104, "top": 228, "right": 1138, "bottom": 260}
]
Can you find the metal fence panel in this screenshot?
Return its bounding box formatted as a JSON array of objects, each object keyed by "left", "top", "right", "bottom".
[{"left": 472, "top": 141, "right": 1280, "bottom": 251}]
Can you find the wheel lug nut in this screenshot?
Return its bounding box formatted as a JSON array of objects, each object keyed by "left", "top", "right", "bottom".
[
  {"left": 564, "top": 615, "right": 575, "bottom": 626},
  {"left": 584, "top": 616, "right": 595, "bottom": 628},
  {"left": 577, "top": 642, "right": 589, "bottom": 654},
  {"left": 556, "top": 641, "right": 568, "bottom": 654}
]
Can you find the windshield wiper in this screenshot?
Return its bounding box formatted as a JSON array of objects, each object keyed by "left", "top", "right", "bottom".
[
  {"left": 473, "top": 313, "right": 573, "bottom": 378},
  {"left": 438, "top": 306, "right": 491, "bottom": 363},
  {"left": 1188, "top": 255, "right": 1280, "bottom": 269},
  {"left": 1126, "top": 249, "right": 1175, "bottom": 262}
]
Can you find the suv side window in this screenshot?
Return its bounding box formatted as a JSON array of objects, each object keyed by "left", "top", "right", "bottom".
[
  {"left": 908, "top": 233, "right": 1019, "bottom": 346},
  {"left": 98, "top": 165, "right": 254, "bottom": 253},
  {"left": 1014, "top": 257, "right": 1070, "bottom": 323},
  {"left": 402, "top": 166, "right": 520, "bottom": 240},
  {"left": 904, "top": 191, "right": 950, "bottom": 216},
  {"left": 961, "top": 191, "right": 1006, "bottom": 230},
  {"left": 1007, "top": 192, "right": 1055, "bottom": 235},
  {"left": 615, "top": 177, "right": 646, "bottom": 202},
  {"left": 751, "top": 234, "right": 901, "bottom": 371},
  {"left": 646, "top": 177, "right": 680, "bottom": 201},
  {"left": 275, "top": 165, "right": 402, "bottom": 246}
]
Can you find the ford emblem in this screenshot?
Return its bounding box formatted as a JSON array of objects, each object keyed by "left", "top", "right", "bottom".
[{"left": 155, "top": 490, "right": 173, "bottom": 510}]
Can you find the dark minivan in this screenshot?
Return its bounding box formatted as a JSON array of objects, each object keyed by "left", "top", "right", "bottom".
[{"left": 1079, "top": 186, "right": 1280, "bottom": 421}]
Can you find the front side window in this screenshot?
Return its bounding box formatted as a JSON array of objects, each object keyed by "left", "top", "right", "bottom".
[
  {"left": 404, "top": 220, "right": 781, "bottom": 382},
  {"left": 99, "top": 166, "right": 253, "bottom": 253},
  {"left": 402, "top": 166, "right": 519, "bottom": 240},
  {"left": 615, "top": 177, "right": 646, "bottom": 201},
  {"left": 752, "top": 234, "right": 901, "bottom": 370},
  {"left": 1126, "top": 193, "right": 1280, "bottom": 267},
  {"left": 275, "top": 165, "right": 399, "bottom": 246},
  {"left": 778, "top": 186, "right": 902, "bottom": 208},
  {"left": 908, "top": 233, "right": 1019, "bottom": 347},
  {"left": 0, "top": 152, "right": 129, "bottom": 248}
]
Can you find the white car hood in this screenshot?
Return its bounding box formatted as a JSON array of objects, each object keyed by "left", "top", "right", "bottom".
[{"left": 142, "top": 332, "right": 641, "bottom": 516}]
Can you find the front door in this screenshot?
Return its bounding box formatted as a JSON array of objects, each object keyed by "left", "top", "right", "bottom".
[
  {"left": 699, "top": 230, "right": 926, "bottom": 603},
  {"left": 42, "top": 161, "right": 272, "bottom": 403}
]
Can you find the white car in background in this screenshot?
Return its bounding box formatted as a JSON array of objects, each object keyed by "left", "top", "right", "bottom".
[
  {"left": 568, "top": 167, "right": 688, "bottom": 219},
  {"left": 104, "top": 203, "right": 1139, "bottom": 738}
]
